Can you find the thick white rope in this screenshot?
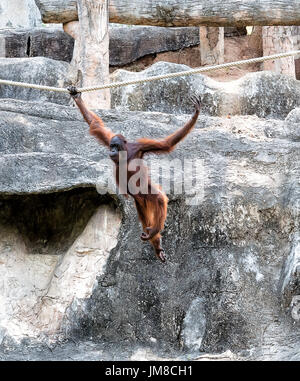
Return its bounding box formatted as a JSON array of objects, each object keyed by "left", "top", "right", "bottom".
[
  {"left": 0, "top": 79, "right": 68, "bottom": 93},
  {"left": 0, "top": 50, "right": 299, "bottom": 94}
]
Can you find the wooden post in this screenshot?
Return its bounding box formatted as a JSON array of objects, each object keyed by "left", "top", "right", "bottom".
[
  {"left": 292, "top": 26, "right": 300, "bottom": 79},
  {"left": 73, "top": 0, "right": 110, "bottom": 109},
  {"left": 199, "top": 27, "right": 224, "bottom": 65},
  {"left": 262, "top": 26, "right": 296, "bottom": 78}
]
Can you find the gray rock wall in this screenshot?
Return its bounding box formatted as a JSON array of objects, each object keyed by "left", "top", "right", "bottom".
[
  {"left": 2, "top": 57, "right": 299, "bottom": 121},
  {"left": 109, "top": 24, "right": 199, "bottom": 66},
  {"left": 111, "top": 62, "right": 300, "bottom": 118},
  {"left": 0, "top": 0, "right": 41, "bottom": 29},
  {"left": 0, "top": 24, "right": 199, "bottom": 67},
  {"left": 0, "top": 57, "right": 78, "bottom": 105},
  {"left": 0, "top": 28, "right": 74, "bottom": 63},
  {"left": 0, "top": 99, "right": 299, "bottom": 360}
]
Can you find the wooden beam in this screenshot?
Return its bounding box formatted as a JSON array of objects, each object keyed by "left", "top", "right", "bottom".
[
  {"left": 35, "top": 0, "right": 78, "bottom": 24},
  {"left": 36, "top": 0, "right": 300, "bottom": 26},
  {"left": 199, "top": 27, "right": 224, "bottom": 65}
]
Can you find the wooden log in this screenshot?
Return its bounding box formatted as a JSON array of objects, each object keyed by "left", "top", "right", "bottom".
[
  {"left": 263, "top": 26, "right": 296, "bottom": 78},
  {"left": 35, "top": 0, "right": 78, "bottom": 24},
  {"left": 36, "top": 0, "right": 300, "bottom": 27},
  {"left": 199, "top": 27, "right": 224, "bottom": 65}
]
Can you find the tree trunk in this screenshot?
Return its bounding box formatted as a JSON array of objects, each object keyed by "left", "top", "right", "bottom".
[
  {"left": 292, "top": 26, "right": 300, "bottom": 79},
  {"left": 199, "top": 27, "right": 224, "bottom": 66},
  {"left": 65, "top": 0, "right": 110, "bottom": 109},
  {"left": 262, "top": 26, "right": 296, "bottom": 78},
  {"left": 36, "top": 0, "right": 300, "bottom": 27},
  {"left": 35, "top": 0, "right": 78, "bottom": 24}
]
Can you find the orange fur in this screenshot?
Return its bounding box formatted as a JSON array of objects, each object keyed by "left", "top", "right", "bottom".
[{"left": 72, "top": 93, "right": 201, "bottom": 262}]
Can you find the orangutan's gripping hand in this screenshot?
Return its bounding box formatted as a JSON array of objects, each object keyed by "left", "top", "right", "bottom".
[{"left": 67, "top": 85, "right": 81, "bottom": 99}]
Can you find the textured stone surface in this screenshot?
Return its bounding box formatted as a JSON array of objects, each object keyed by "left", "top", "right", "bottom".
[
  {"left": 0, "top": 99, "right": 299, "bottom": 360},
  {"left": 0, "top": 0, "right": 41, "bottom": 29},
  {"left": 109, "top": 24, "right": 199, "bottom": 66},
  {"left": 111, "top": 62, "right": 300, "bottom": 118},
  {"left": 0, "top": 192, "right": 120, "bottom": 343},
  {"left": 0, "top": 23, "right": 199, "bottom": 67},
  {"left": 0, "top": 57, "right": 78, "bottom": 105},
  {"left": 0, "top": 28, "right": 74, "bottom": 63}
]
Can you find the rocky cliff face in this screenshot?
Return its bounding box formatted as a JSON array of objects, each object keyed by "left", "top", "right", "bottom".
[
  {"left": 111, "top": 62, "right": 300, "bottom": 118},
  {"left": 2, "top": 57, "right": 300, "bottom": 120},
  {"left": 0, "top": 98, "right": 299, "bottom": 360},
  {"left": 0, "top": 0, "right": 41, "bottom": 29},
  {"left": 0, "top": 27, "right": 74, "bottom": 62},
  {"left": 0, "top": 57, "right": 78, "bottom": 105}
]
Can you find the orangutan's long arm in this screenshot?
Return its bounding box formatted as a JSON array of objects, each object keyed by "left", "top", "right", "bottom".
[
  {"left": 137, "top": 96, "right": 201, "bottom": 155},
  {"left": 68, "top": 86, "right": 114, "bottom": 147}
]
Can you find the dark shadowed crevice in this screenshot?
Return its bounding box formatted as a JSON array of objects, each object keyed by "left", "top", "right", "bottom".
[
  {"left": 0, "top": 187, "right": 116, "bottom": 256},
  {"left": 26, "top": 35, "right": 31, "bottom": 57},
  {"left": 295, "top": 58, "right": 300, "bottom": 80}
]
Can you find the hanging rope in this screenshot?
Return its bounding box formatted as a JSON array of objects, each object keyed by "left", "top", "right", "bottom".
[
  {"left": 0, "top": 78, "right": 68, "bottom": 93},
  {"left": 0, "top": 50, "right": 299, "bottom": 94}
]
